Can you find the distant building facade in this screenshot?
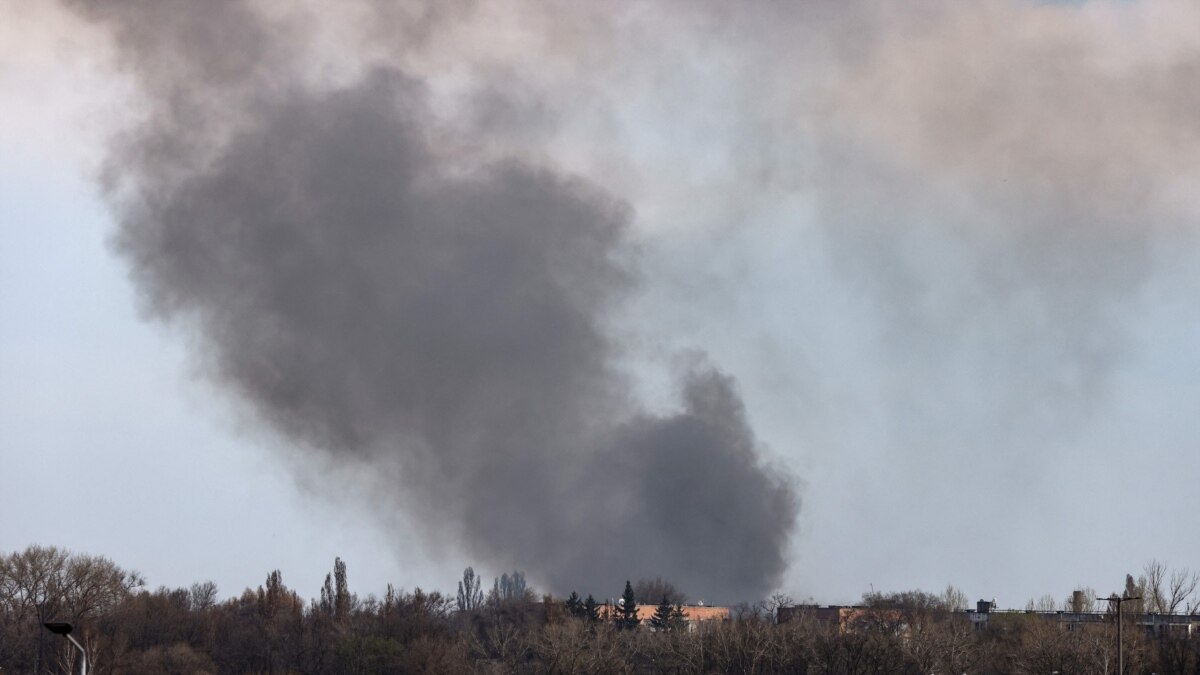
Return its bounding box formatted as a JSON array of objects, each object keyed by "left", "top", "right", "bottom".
[{"left": 779, "top": 598, "right": 1200, "bottom": 638}]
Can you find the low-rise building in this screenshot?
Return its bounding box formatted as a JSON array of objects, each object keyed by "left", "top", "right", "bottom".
[
  {"left": 597, "top": 602, "right": 730, "bottom": 630},
  {"left": 779, "top": 598, "right": 1200, "bottom": 638}
]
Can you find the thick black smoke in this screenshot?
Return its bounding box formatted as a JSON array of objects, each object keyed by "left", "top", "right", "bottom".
[{"left": 67, "top": 0, "right": 797, "bottom": 600}]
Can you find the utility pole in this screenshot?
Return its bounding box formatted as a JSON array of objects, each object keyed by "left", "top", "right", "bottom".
[{"left": 1099, "top": 594, "right": 1141, "bottom": 675}]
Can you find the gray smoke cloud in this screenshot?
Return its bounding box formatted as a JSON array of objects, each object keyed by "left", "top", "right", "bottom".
[
  {"left": 64, "top": 0, "right": 798, "bottom": 601},
  {"left": 56, "top": 0, "right": 1200, "bottom": 604}
]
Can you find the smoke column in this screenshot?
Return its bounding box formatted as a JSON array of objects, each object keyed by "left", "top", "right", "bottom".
[
  {"left": 43, "top": 0, "right": 1200, "bottom": 602},
  {"left": 63, "top": 0, "right": 798, "bottom": 600}
]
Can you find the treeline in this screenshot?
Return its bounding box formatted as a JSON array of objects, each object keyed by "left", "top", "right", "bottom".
[{"left": 4, "top": 544, "right": 1200, "bottom": 674}]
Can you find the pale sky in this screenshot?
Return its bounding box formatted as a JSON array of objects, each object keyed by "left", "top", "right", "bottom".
[{"left": 4, "top": 0, "right": 1200, "bottom": 608}]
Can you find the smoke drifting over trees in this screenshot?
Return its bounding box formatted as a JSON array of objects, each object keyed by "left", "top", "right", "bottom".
[
  {"left": 38, "top": 0, "right": 1200, "bottom": 604},
  {"left": 60, "top": 0, "right": 797, "bottom": 600}
]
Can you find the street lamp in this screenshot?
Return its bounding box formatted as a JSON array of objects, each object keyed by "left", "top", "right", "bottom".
[
  {"left": 1098, "top": 595, "right": 1141, "bottom": 675},
  {"left": 42, "top": 622, "right": 87, "bottom": 675}
]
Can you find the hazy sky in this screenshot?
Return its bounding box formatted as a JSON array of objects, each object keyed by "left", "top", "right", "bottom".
[{"left": 4, "top": 0, "right": 1200, "bottom": 608}]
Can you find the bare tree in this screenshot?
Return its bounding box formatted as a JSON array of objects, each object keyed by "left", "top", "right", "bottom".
[
  {"left": 767, "top": 592, "right": 795, "bottom": 624},
  {"left": 941, "top": 584, "right": 968, "bottom": 611},
  {"left": 862, "top": 588, "right": 944, "bottom": 611},
  {"left": 1144, "top": 560, "right": 1199, "bottom": 614},
  {"left": 633, "top": 577, "right": 687, "bottom": 605},
  {"left": 333, "top": 557, "right": 350, "bottom": 623},
  {"left": 905, "top": 616, "right": 981, "bottom": 675},
  {"left": 1065, "top": 587, "right": 1096, "bottom": 613},
  {"left": 1012, "top": 615, "right": 1105, "bottom": 675},
  {"left": 190, "top": 581, "right": 219, "bottom": 610},
  {"left": 490, "top": 570, "right": 529, "bottom": 604},
  {"left": 456, "top": 566, "right": 484, "bottom": 612},
  {"left": 1025, "top": 594, "right": 1058, "bottom": 612},
  {"left": 0, "top": 545, "right": 143, "bottom": 673},
  {"left": 1124, "top": 573, "right": 1147, "bottom": 615},
  {"left": 127, "top": 642, "right": 217, "bottom": 675},
  {"left": 1168, "top": 567, "right": 1199, "bottom": 613},
  {"left": 1145, "top": 560, "right": 1168, "bottom": 614}
]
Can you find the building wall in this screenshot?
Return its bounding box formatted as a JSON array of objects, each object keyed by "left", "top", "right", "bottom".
[
  {"left": 597, "top": 603, "right": 730, "bottom": 626},
  {"left": 780, "top": 604, "right": 1200, "bottom": 638}
]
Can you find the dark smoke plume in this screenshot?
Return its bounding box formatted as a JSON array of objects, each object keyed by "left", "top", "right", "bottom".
[{"left": 67, "top": 0, "right": 797, "bottom": 600}]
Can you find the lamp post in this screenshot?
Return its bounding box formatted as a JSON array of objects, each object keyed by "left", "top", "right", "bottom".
[
  {"left": 42, "top": 622, "right": 87, "bottom": 675},
  {"left": 1098, "top": 595, "right": 1141, "bottom": 675}
]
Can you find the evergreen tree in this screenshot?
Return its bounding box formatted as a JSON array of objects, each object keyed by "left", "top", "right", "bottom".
[
  {"left": 583, "top": 594, "right": 599, "bottom": 623},
  {"left": 670, "top": 604, "right": 688, "bottom": 632},
  {"left": 565, "top": 591, "right": 584, "bottom": 618},
  {"left": 650, "top": 595, "right": 673, "bottom": 630},
  {"left": 619, "top": 580, "right": 639, "bottom": 630}
]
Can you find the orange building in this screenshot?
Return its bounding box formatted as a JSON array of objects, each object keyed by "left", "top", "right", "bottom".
[{"left": 597, "top": 603, "right": 730, "bottom": 629}]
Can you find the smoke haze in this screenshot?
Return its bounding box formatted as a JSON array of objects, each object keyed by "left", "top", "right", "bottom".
[{"left": 45, "top": 0, "right": 1200, "bottom": 601}]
